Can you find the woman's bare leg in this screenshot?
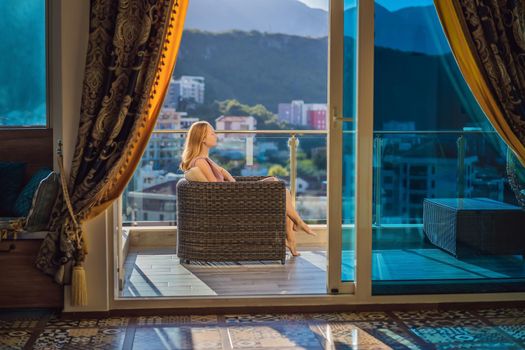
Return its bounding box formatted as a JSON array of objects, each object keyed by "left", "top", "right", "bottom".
[
  {"left": 285, "top": 189, "right": 316, "bottom": 236},
  {"left": 286, "top": 217, "right": 300, "bottom": 256},
  {"left": 262, "top": 176, "right": 316, "bottom": 236}
]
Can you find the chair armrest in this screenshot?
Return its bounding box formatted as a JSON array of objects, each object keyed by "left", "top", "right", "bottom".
[{"left": 233, "top": 176, "right": 269, "bottom": 182}]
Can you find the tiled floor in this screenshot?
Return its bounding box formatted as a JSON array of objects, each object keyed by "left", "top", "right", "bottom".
[{"left": 1, "top": 307, "right": 525, "bottom": 349}]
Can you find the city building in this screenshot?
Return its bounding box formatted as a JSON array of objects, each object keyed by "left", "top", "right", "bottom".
[
  {"left": 163, "top": 76, "right": 205, "bottom": 109},
  {"left": 163, "top": 79, "right": 181, "bottom": 109},
  {"left": 180, "top": 116, "right": 199, "bottom": 129},
  {"left": 277, "top": 103, "right": 291, "bottom": 123},
  {"left": 125, "top": 162, "right": 182, "bottom": 223},
  {"left": 144, "top": 108, "right": 187, "bottom": 169},
  {"left": 278, "top": 100, "right": 327, "bottom": 129},
  {"left": 179, "top": 76, "right": 205, "bottom": 104},
  {"left": 155, "top": 108, "right": 186, "bottom": 131},
  {"left": 307, "top": 108, "right": 327, "bottom": 130},
  {"left": 215, "top": 115, "right": 257, "bottom": 139}
]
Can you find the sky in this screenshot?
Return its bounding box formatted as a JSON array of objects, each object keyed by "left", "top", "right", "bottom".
[{"left": 297, "top": 0, "right": 434, "bottom": 11}]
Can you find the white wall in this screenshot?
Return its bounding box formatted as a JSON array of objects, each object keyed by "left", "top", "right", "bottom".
[{"left": 50, "top": 0, "right": 110, "bottom": 312}]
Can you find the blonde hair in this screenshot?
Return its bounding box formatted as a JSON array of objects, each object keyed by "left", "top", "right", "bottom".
[{"left": 180, "top": 121, "right": 213, "bottom": 171}]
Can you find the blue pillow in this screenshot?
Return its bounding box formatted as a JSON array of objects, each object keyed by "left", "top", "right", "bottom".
[
  {"left": 13, "top": 168, "right": 53, "bottom": 217},
  {"left": 0, "top": 162, "right": 27, "bottom": 216},
  {"left": 25, "top": 171, "right": 59, "bottom": 232}
]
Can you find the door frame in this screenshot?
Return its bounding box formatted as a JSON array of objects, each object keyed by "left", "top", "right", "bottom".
[
  {"left": 327, "top": 0, "right": 375, "bottom": 296},
  {"left": 109, "top": 0, "right": 525, "bottom": 310}
]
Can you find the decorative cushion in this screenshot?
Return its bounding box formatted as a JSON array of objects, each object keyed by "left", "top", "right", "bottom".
[
  {"left": 0, "top": 217, "right": 25, "bottom": 240},
  {"left": 0, "top": 162, "right": 26, "bottom": 216},
  {"left": 184, "top": 167, "right": 208, "bottom": 182},
  {"left": 13, "top": 168, "right": 53, "bottom": 217},
  {"left": 24, "top": 172, "right": 60, "bottom": 232}
]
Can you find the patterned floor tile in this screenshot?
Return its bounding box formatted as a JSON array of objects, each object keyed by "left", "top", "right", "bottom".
[
  {"left": 435, "top": 342, "right": 523, "bottom": 350},
  {"left": 372, "top": 328, "right": 423, "bottom": 350},
  {"left": 314, "top": 323, "right": 391, "bottom": 349},
  {"left": 0, "top": 329, "right": 32, "bottom": 349},
  {"left": 46, "top": 316, "right": 129, "bottom": 329},
  {"left": 227, "top": 324, "right": 323, "bottom": 349},
  {"left": 224, "top": 313, "right": 307, "bottom": 324},
  {"left": 344, "top": 321, "right": 424, "bottom": 350},
  {"left": 488, "top": 318, "right": 525, "bottom": 342},
  {"left": 403, "top": 318, "right": 510, "bottom": 345},
  {"left": 133, "top": 326, "right": 223, "bottom": 350},
  {"left": 137, "top": 315, "right": 218, "bottom": 326},
  {"left": 1, "top": 308, "right": 524, "bottom": 350},
  {"left": 0, "top": 319, "right": 39, "bottom": 329},
  {"left": 309, "top": 312, "right": 389, "bottom": 322},
  {"left": 393, "top": 309, "right": 476, "bottom": 320},
  {"left": 324, "top": 322, "right": 422, "bottom": 350},
  {"left": 33, "top": 327, "right": 126, "bottom": 350},
  {"left": 477, "top": 308, "right": 525, "bottom": 319}
]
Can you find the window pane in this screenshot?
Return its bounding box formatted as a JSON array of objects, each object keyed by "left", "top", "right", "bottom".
[
  {"left": 125, "top": 0, "right": 330, "bottom": 226},
  {"left": 341, "top": 0, "right": 357, "bottom": 282},
  {"left": 0, "top": 0, "right": 47, "bottom": 127},
  {"left": 371, "top": 0, "right": 525, "bottom": 294}
]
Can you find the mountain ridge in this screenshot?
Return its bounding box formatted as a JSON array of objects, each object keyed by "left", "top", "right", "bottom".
[
  {"left": 173, "top": 30, "right": 483, "bottom": 130},
  {"left": 184, "top": 0, "right": 450, "bottom": 55}
]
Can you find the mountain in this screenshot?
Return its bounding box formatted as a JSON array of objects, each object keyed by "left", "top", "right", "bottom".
[
  {"left": 184, "top": 0, "right": 328, "bottom": 38},
  {"left": 185, "top": 0, "right": 449, "bottom": 55},
  {"left": 174, "top": 30, "right": 328, "bottom": 109},
  {"left": 174, "top": 31, "right": 485, "bottom": 130}
]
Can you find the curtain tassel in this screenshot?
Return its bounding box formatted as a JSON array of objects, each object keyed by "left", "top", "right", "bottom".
[
  {"left": 57, "top": 140, "right": 88, "bottom": 307},
  {"left": 72, "top": 264, "right": 88, "bottom": 306}
]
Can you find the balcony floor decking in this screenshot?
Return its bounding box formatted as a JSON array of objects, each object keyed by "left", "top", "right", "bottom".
[{"left": 122, "top": 245, "right": 525, "bottom": 298}]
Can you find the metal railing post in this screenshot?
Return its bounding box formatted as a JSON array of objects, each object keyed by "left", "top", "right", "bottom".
[
  {"left": 374, "top": 135, "right": 382, "bottom": 227},
  {"left": 288, "top": 134, "right": 299, "bottom": 206},
  {"left": 457, "top": 134, "right": 466, "bottom": 198}
]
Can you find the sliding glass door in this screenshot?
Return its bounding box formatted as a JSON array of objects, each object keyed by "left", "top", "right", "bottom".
[{"left": 370, "top": 0, "right": 525, "bottom": 295}]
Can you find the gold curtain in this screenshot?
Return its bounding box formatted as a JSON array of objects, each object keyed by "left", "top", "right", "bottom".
[
  {"left": 36, "top": 0, "right": 188, "bottom": 306},
  {"left": 434, "top": 0, "right": 525, "bottom": 166}
]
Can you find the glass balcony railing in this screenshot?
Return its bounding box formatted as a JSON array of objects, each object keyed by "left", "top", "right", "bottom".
[
  {"left": 370, "top": 129, "right": 519, "bottom": 227},
  {"left": 122, "top": 128, "right": 520, "bottom": 228},
  {"left": 122, "top": 129, "right": 327, "bottom": 226}
]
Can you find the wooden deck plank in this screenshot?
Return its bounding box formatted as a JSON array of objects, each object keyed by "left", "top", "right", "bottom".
[{"left": 122, "top": 246, "right": 525, "bottom": 297}]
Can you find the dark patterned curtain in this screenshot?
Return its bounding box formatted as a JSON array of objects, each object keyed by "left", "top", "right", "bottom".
[
  {"left": 36, "top": 0, "right": 188, "bottom": 306},
  {"left": 434, "top": 0, "right": 525, "bottom": 207},
  {"left": 507, "top": 150, "right": 525, "bottom": 207}
]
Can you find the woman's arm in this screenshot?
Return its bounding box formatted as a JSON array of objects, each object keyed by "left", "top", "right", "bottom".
[
  {"left": 220, "top": 167, "right": 236, "bottom": 182},
  {"left": 194, "top": 159, "right": 219, "bottom": 182}
]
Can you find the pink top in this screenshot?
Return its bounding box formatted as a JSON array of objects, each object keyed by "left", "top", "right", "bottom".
[{"left": 189, "top": 156, "right": 225, "bottom": 182}]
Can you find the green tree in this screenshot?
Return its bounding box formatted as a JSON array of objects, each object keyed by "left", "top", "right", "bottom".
[
  {"left": 217, "top": 99, "right": 286, "bottom": 130},
  {"left": 297, "top": 159, "right": 318, "bottom": 177},
  {"left": 268, "top": 164, "right": 289, "bottom": 177}
]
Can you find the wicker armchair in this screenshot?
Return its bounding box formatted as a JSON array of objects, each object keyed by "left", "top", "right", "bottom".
[{"left": 176, "top": 176, "right": 287, "bottom": 264}]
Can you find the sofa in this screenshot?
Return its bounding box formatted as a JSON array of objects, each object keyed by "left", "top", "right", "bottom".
[{"left": 0, "top": 129, "right": 63, "bottom": 308}]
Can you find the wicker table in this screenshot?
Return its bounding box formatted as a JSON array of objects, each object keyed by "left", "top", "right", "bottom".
[{"left": 423, "top": 198, "right": 525, "bottom": 258}]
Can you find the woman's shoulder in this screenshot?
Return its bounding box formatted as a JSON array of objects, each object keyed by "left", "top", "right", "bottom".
[{"left": 189, "top": 156, "right": 209, "bottom": 168}]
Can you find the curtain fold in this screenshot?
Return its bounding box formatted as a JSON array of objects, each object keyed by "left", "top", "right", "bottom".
[
  {"left": 36, "top": 0, "right": 188, "bottom": 306},
  {"left": 434, "top": 0, "right": 525, "bottom": 167}
]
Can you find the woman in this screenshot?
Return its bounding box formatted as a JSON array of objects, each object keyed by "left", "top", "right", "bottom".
[{"left": 180, "top": 121, "right": 316, "bottom": 256}]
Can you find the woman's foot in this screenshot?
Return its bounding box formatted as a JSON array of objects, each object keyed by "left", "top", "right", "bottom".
[
  {"left": 286, "top": 239, "right": 300, "bottom": 256},
  {"left": 292, "top": 220, "right": 316, "bottom": 236}
]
